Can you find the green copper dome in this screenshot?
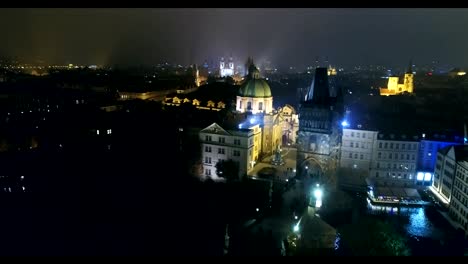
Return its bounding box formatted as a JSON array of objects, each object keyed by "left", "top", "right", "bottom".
[
  {"left": 239, "top": 79, "right": 272, "bottom": 98},
  {"left": 238, "top": 62, "right": 272, "bottom": 98}
]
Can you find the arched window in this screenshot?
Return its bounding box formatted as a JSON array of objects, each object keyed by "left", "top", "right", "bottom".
[{"left": 258, "top": 102, "right": 263, "bottom": 111}]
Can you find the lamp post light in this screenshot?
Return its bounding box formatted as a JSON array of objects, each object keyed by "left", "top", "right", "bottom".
[{"left": 310, "top": 186, "right": 323, "bottom": 209}]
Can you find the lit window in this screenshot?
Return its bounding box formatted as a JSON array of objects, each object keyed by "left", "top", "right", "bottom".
[
  {"left": 96, "top": 130, "right": 100, "bottom": 135},
  {"left": 107, "top": 129, "right": 112, "bottom": 135}
]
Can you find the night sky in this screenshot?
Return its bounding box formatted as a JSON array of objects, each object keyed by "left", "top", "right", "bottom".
[{"left": 1, "top": 8, "right": 468, "bottom": 69}]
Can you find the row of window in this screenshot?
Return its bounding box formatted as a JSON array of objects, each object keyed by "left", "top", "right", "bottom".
[
  {"left": 374, "top": 171, "right": 413, "bottom": 180},
  {"left": 377, "top": 152, "right": 415, "bottom": 161},
  {"left": 96, "top": 129, "right": 112, "bottom": 135},
  {"left": 456, "top": 169, "right": 468, "bottom": 183},
  {"left": 445, "top": 161, "right": 456, "bottom": 170},
  {"left": 204, "top": 136, "right": 242, "bottom": 145},
  {"left": 449, "top": 209, "right": 468, "bottom": 230},
  {"left": 349, "top": 131, "right": 367, "bottom": 138},
  {"left": 348, "top": 142, "right": 372, "bottom": 149},
  {"left": 378, "top": 142, "right": 417, "bottom": 150},
  {"left": 376, "top": 163, "right": 415, "bottom": 170},
  {"left": 442, "top": 179, "right": 452, "bottom": 190},
  {"left": 239, "top": 101, "right": 264, "bottom": 111},
  {"left": 348, "top": 152, "right": 365, "bottom": 160},
  {"left": 451, "top": 193, "right": 468, "bottom": 215},
  {"left": 444, "top": 169, "right": 454, "bottom": 180},
  {"left": 204, "top": 147, "right": 240, "bottom": 156},
  {"left": 454, "top": 179, "right": 467, "bottom": 195}
]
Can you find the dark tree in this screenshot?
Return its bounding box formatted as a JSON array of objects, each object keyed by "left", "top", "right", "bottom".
[
  {"left": 339, "top": 216, "right": 410, "bottom": 256},
  {"left": 215, "top": 159, "right": 240, "bottom": 182}
]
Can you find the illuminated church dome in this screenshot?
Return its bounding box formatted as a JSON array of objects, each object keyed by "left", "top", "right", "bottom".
[
  {"left": 238, "top": 65, "right": 272, "bottom": 98},
  {"left": 236, "top": 62, "right": 273, "bottom": 114}
]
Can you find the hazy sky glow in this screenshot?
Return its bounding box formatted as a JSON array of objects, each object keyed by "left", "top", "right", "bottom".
[{"left": 1, "top": 8, "right": 468, "bottom": 68}]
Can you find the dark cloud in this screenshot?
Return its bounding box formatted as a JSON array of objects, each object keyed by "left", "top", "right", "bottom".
[{"left": 1, "top": 8, "right": 468, "bottom": 68}]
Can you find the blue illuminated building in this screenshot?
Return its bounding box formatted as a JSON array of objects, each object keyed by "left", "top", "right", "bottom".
[{"left": 417, "top": 133, "right": 464, "bottom": 186}]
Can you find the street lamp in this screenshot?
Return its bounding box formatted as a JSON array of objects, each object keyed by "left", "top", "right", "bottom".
[
  {"left": 314, "top": 189, "right": 323, "bottom": 200},
  {"left": 313, "top": 187, "right": 323, "bottom": 208},
  {"left": 293, "top": 225, "right": 299, "bottom": 232}
]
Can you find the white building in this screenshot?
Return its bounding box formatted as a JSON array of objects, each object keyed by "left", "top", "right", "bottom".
[
  {"left": 236, "top": 64, "right": 273, "bottom": 115},
  {"left": 340, "top": 128, "right": 378, "bottom": 173},
  {"left": 432, "top": 145, "right": 468, "bottom": 204},
  {"left": 199, "top": 122, "right": 262, "bottom": 181},
  {"left": 279, "top": 104, "right": 299, "bottom": 145},
  {"left": 369, "top": 133, "right": 420, "bottom": 188},
  {"left": 220, "top": 57, "right": 234, "bottom": 77},
  {"left": 450, "top": 159, "right": 468, "bottom": 235}
]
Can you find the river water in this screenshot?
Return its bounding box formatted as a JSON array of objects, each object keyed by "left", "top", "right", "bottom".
[{"left": 321, "top": 192, "right": 465, "bottom": 256}]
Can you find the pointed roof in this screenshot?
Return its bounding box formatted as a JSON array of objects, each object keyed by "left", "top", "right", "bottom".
[
  {"left": 304, "top": 67, "right": 331, "bottom": 105},
  {"left": 406, "top": 59, "right": 413, "bottom": 74},
  {"left": 200, "top": 122, "right": 231, "bottom": 136}
]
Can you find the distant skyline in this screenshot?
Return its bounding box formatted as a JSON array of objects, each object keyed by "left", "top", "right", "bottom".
[{"left": 1, "top": 8, "right": 468, "bottom": 69}]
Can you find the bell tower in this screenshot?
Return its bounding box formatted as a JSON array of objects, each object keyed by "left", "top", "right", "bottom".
[{"left": 403, "top": 59, "right": 414, "bottom": 93}]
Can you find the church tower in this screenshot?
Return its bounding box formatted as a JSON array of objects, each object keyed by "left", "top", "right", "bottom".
[
  {"left": 220, "top": 57, "right": 225, "bottom": 72},
  {"left": 297, "top": 67, "right": 343, "bottom": 187},
  {"left": 403, "top": 59, "right": 414, "bottom": 93},
  {"left": 229, "top": 56, "right": 234, "bottom": 72}
]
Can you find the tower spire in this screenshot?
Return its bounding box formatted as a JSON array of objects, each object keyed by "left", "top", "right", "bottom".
[{"left": 407, "top": 59, "right": 413, "bottom": 74}]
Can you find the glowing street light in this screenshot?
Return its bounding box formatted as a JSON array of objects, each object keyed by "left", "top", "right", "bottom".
[
  {"left": 341, "top": 120, "right": 349, "bottom": 127},
  {"left": 256, "top": 208, "right": 259, "bottom": 212},
  {"left": 305, "top": 166, "right": 308, "bottom": 170},
  {"left": 293, "top": 225, "right": 299, "bottom": 232},
  {"left": 314, "top": 189, "right": 323, "bottom": 200}
]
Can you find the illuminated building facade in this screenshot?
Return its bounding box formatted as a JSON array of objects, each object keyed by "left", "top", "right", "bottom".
[
  {"left": 199, "top": 122, "right": 262, "bottom": 181},
  {"left": 369, "top": 133, "right": 420, "bottom": 188},
  {"left": 296, "top": 67, "right": 343, "bottom": 185},
  {"left": 379, "top": 61, "right": 414, "bottom": 96},
  {"left": 236, "top": 63, "right": 273, "bottom": 115},
  {"left": 220, "top": 57, "right": 234, "bottom": 77},
  {"left": 417, "top": 135, "right": 463, "bottom": 186},
  {"left": 449, "top": 159, "right": 468, "bottom": 235},
  {"left": 278, "top": 105, "right": 299, "bottom": 145},
  {"left": 432, "top": 145, "right": 468, "bottom": 204},
  {"left": 340, "top": 128, "right": 378, "bottom": 176},
  {"left": 262, "top": 113, "right": 283, "bottom": 156}
]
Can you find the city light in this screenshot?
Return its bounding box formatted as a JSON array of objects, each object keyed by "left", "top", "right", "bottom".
[
  {"left": 424, "top": 173, "right": 432, "bottom": 181},
  {"left": 256, "top": 208, "right": 259, "bottom": 212},
  {"left": 341, "top": 120, "right": 349, "bottom": 127},
  {"left": 293, "top": 225, "right": 299, "bottom": 232},
  {"left": 305, "top": 166, "right": 308, "bottom": 169},
  {"left": 314, "top": 189, "right": 323, "bottom": 200},
  {"left": 417, "top": 172, "right": 424, "bottom": 181}
]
